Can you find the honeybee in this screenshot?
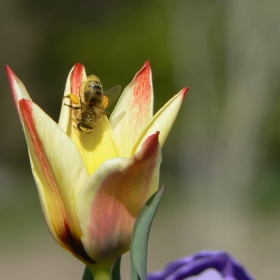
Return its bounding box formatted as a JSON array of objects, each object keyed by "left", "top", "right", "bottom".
[{"left": 64, "top": 75, "right": 121, "bottom": 134}]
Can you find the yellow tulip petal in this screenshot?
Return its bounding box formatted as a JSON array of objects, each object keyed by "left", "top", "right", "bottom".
[
  {"left": 110, "top": 61, "right": 154, "bottom": 158},
  {"left": 64, "top": 113, "right": 119, "bottom": 175},
  {"left": 19, "top": 99, "right": 94, "bottom": 264},
  {"left": 132, "top": 88, "right": 188, "bottom": 154},
  {"left": 76, "top": 132, "right": 161, "bottom": 264}
]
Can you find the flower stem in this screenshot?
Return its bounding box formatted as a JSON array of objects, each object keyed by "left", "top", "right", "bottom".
[{"left": 89, "top": 265, "right": 112, "bottom": 280}]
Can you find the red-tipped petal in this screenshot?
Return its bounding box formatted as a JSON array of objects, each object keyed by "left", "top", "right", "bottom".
[
  {"left": 110, "top": 61, "right": 154, "bottom": 158},
  {"left": 6, "top": 65, "right": 32, "bottom": 117},
  {"left": 59, "top": 63, "right": 87, "bottom": 132},
  {"left": 19, "top": 99, "right": 92, "bottom": 263},
  {"left": 71, "top": 63, "right": 85, "bottom": 96},
  {"left": 133, "top": 87, "right": 188, "bottom": 153}
]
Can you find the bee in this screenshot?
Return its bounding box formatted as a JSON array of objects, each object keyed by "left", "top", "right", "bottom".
[{"left": 64, "top": 75, "right": 121, "bottom": 134}]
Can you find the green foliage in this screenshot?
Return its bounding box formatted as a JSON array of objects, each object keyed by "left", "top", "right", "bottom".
[
  {"left": 82, "top": 266, "right": 93, "bottom": 280},
  {"left": 130, "top": 186, "right": 166, "bottom": 280},
  {"left": 112, "top": 257, "right": 122, "bottom": 280}
]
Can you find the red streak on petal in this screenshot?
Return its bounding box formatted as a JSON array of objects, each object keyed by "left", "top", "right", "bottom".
[
  {"left": 87, "top": 133, "right": 160, "bottom": 260},
  {"left": 133, "top": 60, "right": 152, "bottom": 105},
  {"left": 6, "top": 66, "right": 20, "bottom": 111},
  {"left": 71, "top": 63, "right": 84, "bottom": 96},
  {"left": 128, "top": 61, "right": 153, "bottom": 133},
  {"left": 19, "top": 99, "right": 59, "bottom": 195},
  {"left": 137, "top": 131, "right": 160, "bottom": 161},
  {"left": 181, "top": 87, "right": 189, "bottom": 99}
]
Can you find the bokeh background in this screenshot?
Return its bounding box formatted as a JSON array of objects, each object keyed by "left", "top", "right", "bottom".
[{"left": 1, "top": 0, "right": 280, "bottom": 279}]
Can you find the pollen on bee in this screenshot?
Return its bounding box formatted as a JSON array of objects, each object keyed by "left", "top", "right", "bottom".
[
  {"left": 103, "top": 96, "right": 109, "bottom": 108},
  {"left": 65, "top": 93, "right": 80, "bottom": 104}
]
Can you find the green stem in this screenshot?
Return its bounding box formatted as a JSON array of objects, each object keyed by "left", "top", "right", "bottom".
[{"left": 89, "top": 265, "right": 112, "bottom": 280}]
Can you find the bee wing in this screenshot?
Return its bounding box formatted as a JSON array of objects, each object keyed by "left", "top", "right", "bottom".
[{"left": 103, "top": 85, "right": 121, "bottom": 109}]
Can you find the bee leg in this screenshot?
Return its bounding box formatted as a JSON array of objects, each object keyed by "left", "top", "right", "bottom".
[{"left": 64, "top": 103, "right": 81, "bottom": 110}]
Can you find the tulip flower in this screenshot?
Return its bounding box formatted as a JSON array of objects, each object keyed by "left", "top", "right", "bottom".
[
  {"left": 6, "top": 61, "right": 187, "bottom": 278},
  {"left": 147, "top": 251, "right": 255, "bottom": 280}
]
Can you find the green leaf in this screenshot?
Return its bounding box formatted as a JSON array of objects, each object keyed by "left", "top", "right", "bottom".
[
  {"left": 112, "top": 256, "right": 122, "bottom": 280},
  {"left": 130, "top": 186, "right": 166, "bottom": 280},
  {"left": 82, "top": 266, "right": 94, "bottom": 280}
]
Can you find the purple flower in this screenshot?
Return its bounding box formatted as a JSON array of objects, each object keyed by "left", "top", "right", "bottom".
[{"left": 147, "top": 251, "right": 254, "bottom": 280}]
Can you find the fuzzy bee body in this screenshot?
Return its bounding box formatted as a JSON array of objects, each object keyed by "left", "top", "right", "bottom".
[{"left": 64, "top": 75, "right": 121, "bottom": 134}]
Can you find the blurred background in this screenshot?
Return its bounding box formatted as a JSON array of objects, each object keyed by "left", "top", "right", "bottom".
[{"left": 1, "top": 0, "right": 280, "bottom": 278}]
